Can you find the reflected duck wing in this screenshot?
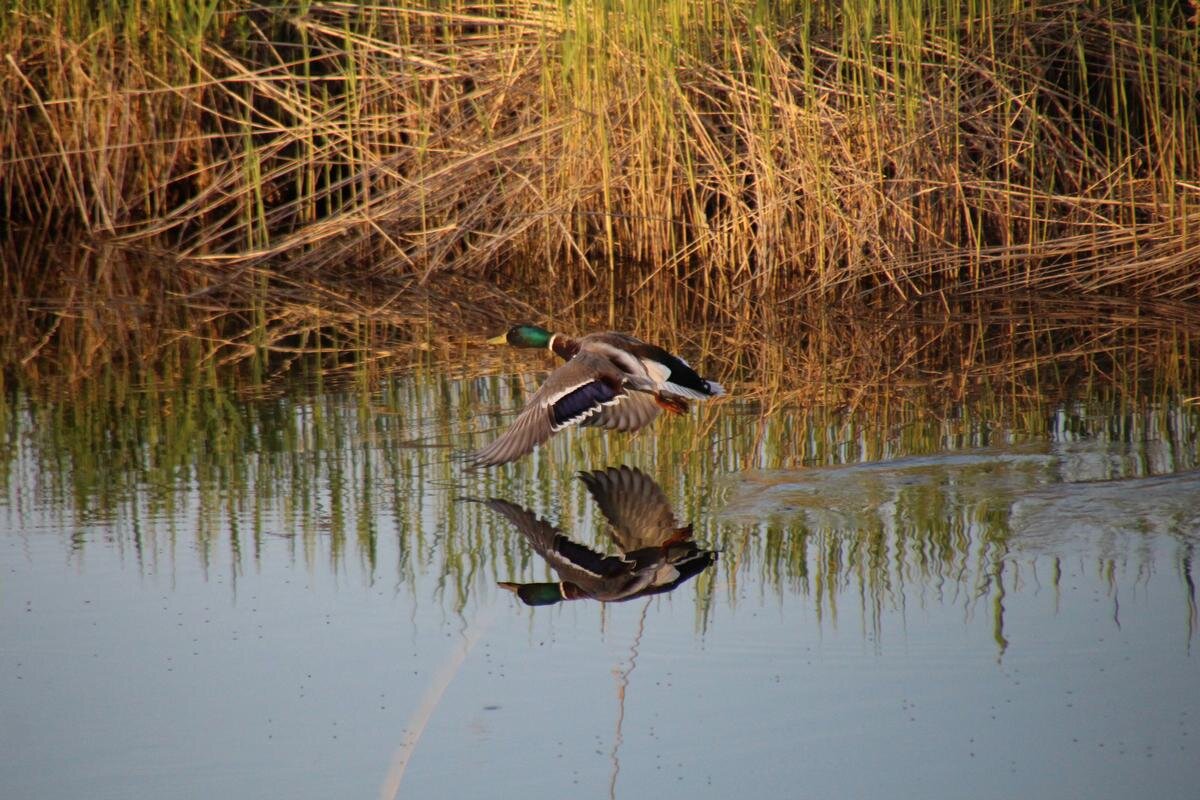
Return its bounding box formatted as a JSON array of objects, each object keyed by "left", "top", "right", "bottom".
[
  {"left": 480, "top": 498, "right": 562, "bottom": 553},
  {"left": 579, "top": 466, "right": 687, "bottom": 552},
  {"left": 483, "top": 498, "right": 630, "bottom": 588},
  {"left": 469, "top": 354, "right": 627, "bottom": 467}
]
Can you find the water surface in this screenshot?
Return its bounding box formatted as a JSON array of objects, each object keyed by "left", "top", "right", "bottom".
[{"left": 2, "top": 375, "right": 1197, "bottom": 799}]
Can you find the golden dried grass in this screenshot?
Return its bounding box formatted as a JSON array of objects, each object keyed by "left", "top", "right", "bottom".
[{"left": 2, "top": 1, "right": 1198, "bottom": 390}]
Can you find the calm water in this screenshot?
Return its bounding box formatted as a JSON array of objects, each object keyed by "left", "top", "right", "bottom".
[{"left": 2, "top": 372, "right": 1198, "bottom": 799}]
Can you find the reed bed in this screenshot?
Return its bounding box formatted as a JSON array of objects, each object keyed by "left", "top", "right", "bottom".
[{"left": 3, "top": 1, "right": 1199, "bottom": 390}]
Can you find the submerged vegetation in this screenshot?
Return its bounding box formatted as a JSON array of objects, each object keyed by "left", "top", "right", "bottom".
[{"left": 2, "top": 1, "right": 1199, "bottom": 393}]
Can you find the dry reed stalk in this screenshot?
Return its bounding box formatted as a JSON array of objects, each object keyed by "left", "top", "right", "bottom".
[{"left": 1, "top": 2, "right": 1198, "bottom": 391}]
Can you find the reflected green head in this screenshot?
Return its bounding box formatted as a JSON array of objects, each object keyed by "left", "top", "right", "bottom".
[
  {"left": 498, "top": 582, "right": 565, "bottom": 606},
  {"left": 490, "top": 324, "right": 553, "bottom": 349}
]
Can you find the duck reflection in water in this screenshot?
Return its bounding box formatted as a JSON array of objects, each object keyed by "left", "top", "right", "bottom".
[{"left": 485, "top": 466, "right": 717, "bottom": 606}]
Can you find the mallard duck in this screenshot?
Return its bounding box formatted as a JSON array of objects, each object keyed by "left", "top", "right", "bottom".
[
  {"left": 469, "top": 324, "right": 724, "bottom": 466},
  {"left": 484, "top": 466, "right": 717, "bottom": 605}
]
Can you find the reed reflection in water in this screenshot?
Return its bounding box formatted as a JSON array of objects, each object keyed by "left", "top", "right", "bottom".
[
  {"left": 2, "top": 374, "right": 1197, "bottom": 635},
  {"left": 1, "top": 372, "right": 1198, "bottom": 799}
]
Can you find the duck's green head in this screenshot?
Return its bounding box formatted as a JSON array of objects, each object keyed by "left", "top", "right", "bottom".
[{"left": 487, "top": 324, "right": 553, "bottom": 350}]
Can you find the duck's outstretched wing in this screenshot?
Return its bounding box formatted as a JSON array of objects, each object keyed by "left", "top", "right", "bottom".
[
  {"left": 468, "top": 354, "right": 626, "bottom": 467},
  {"left": 579, "top": 466, "right": 688, "bottom": 552},
  {"left": 483, "top": 498, "right": 628, "bottom": 586}
]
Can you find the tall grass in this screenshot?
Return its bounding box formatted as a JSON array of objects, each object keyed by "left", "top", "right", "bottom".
[{"left": 3, "top": 1, "right": 1199, "bottom": 382}]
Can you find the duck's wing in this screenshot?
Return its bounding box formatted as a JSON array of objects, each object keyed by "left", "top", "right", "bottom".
[
  {"left": 579, "top": 391, "right": 661, "bottom": 432},
  {"left": 579, "top": 466, "right": 688, "bottom": 552},
  {"left": 468, "top": 354, "right": 626, "bottom": 466},
  {"left": 483, "top": 498, "right": 629, "bottom": 588}
]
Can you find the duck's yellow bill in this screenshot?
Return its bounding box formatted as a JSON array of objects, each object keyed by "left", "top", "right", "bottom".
[{"left": 486, "top": 333, "right": 509, "bottom": 345}]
